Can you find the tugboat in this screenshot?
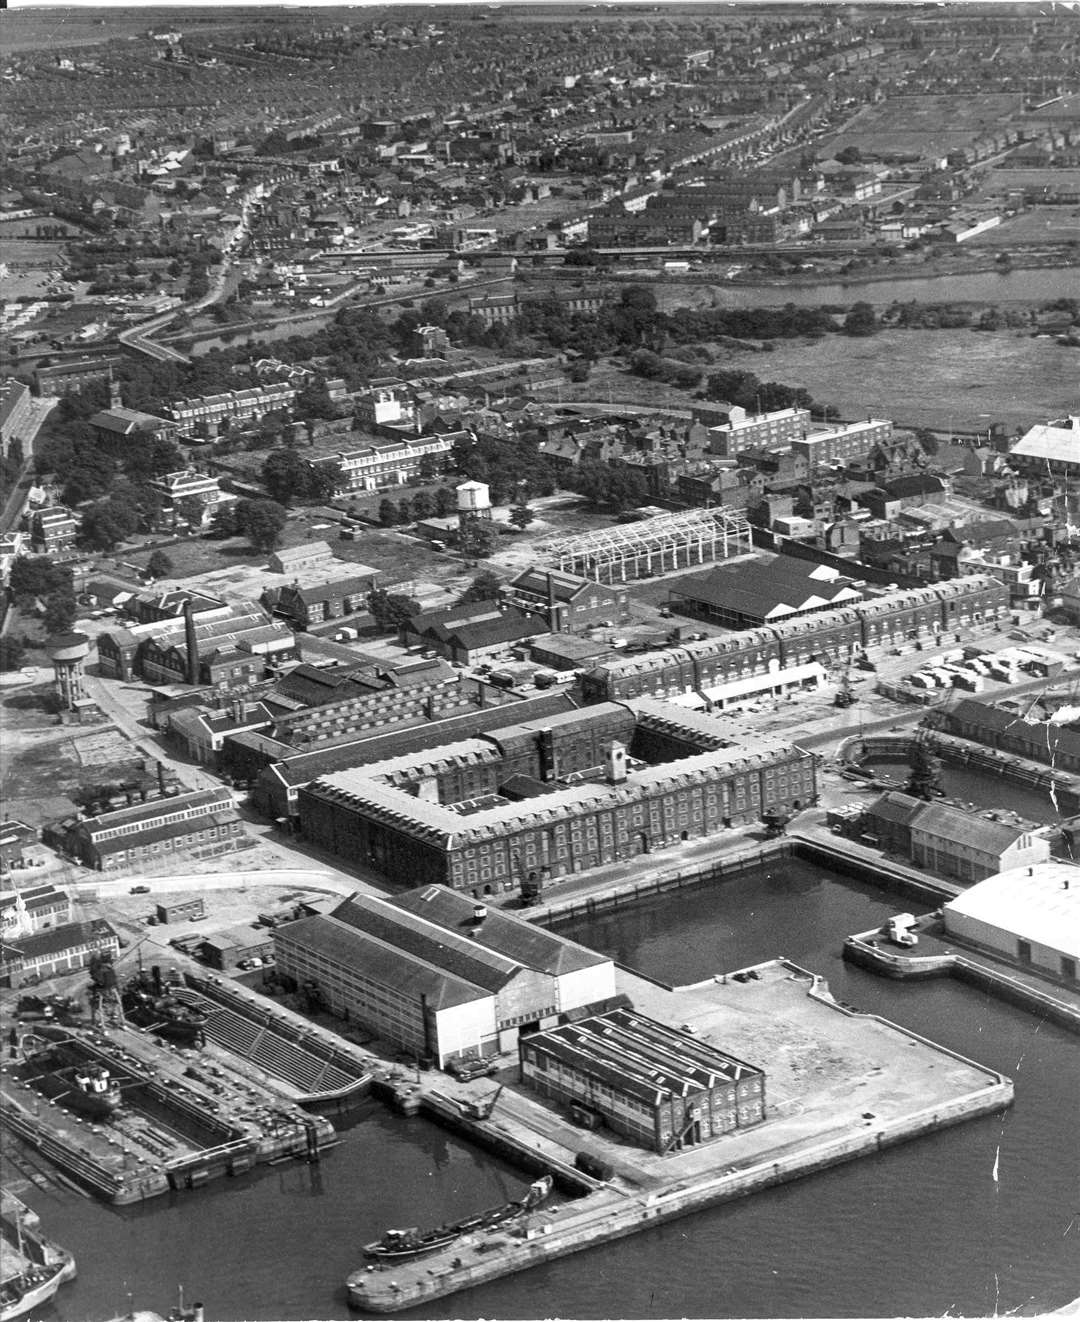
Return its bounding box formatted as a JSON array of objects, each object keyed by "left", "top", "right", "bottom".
[
  {"left": 363, "top": 1175, "right": 554, "bottom": 1262},
  {"left": 0, "top": 1193, "right": 76, "bottom": 1322},
  {"left": 23, "top": 1058, "right": 123, "bottom": 1120},
  {"left": 122, "top": 971, "right": 208, "bottom": 1044}
]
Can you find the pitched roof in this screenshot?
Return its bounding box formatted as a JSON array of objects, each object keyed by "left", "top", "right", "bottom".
[
  {"left": 1011, "top": 418, "right": 1080, "bottom": 466},
  {"left": 275, "top": 912, "right": 488, "bottom": 1010},
  {"left": 671, "top": 555, "right": 864, "bottom": 622},
  {"left": 909, "top": 800, "right": 1031, "bottom": 853},
  {"left": 390, "top": 885, "right": 609, "bottom": 977}
]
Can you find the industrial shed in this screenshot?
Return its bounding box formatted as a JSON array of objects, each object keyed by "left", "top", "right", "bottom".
[
  {"left": 520, "top": 1007, "right": 765, "bottom": 1154},
  {"left": 943, "top": 862, "right": 1079, "bottom": 985}
]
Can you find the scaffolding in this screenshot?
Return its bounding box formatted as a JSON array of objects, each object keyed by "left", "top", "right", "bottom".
[{"left": 542, "top": 507, "right": 753, "bottom": 584}]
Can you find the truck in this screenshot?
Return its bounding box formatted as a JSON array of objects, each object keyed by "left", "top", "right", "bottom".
[{"left": 885, "top": 913, "right": 919, "bottom": 947}]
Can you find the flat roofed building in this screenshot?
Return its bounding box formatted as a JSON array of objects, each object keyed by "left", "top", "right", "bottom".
[
  {"left": 520, "top": 1007, "right": 766, "bottom": 1154},
  {"left": 274, "top": 886, "right": 615, "bottom": 1066},
  {"left": 944, "top": 861, "right": 1079, "bottom": 985}
]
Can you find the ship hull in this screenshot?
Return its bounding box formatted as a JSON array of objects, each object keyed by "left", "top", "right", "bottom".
[{"left": 0, "top": 1261, "right": 68, "bottom": 1322}]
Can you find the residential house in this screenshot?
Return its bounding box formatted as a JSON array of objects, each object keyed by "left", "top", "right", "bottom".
[{"left": 30, "top": 507, "right": 78, "bottom": 557}]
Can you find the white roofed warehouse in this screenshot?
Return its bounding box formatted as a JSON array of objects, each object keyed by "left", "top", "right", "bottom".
[
  {"left": 943, "top": 862, "right": 1080, "bottom": 986},
  {"left": 273, "top": 886, "right": 616, "bottom": 1067}
]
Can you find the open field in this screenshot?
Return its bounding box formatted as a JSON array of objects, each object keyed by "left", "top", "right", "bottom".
[
  {"left": 984, "top": 167, "right": 1080, "bottom": 194},
  {"left": 966, "top": 207, "right": 1080, "bottom": 246},
  {"left": 737, "top": 329, "right": 1080, "bottom": 432},
  {"left": 819, "top": 93, "right": 1021, "bottom": 161}
]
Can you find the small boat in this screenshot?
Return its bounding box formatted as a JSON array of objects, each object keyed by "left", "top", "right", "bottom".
[
  {"left": 24, "top": 1061, "right": 122, "bottom": 1120},
  {"left": 363, "top": 1175, "right": 554, "bottom": 1262},
  {"left": 0, "top": 1194, "right": 76, "bottom": 1322},
  {"left": 122, "top": 973, "right": 208, "bottom": 1044}
]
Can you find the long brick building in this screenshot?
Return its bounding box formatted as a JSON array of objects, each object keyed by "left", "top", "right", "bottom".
[{"left": 297, "top": 699, "right": 816, "bottom": 895}]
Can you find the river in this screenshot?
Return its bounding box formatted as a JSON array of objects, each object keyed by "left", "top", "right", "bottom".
[
  {"left": 22, "top": 859, "right": 1080, "bottom": 1321},
  {"left": 716, "top": 266, "right": 1076, "bottom": 308}
]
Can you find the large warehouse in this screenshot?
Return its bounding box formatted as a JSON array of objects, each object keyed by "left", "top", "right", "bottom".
[
  {"left": 520, "top": 1007, "right": 766, "bottom": 1154},
  {"left": 943, "top": 862, "right": 1079, "bottom": 985},
  {"left": 273, "top": 886, "right": 616, "bottom": 1067},
  {"left": 296, "top": 699, "right": 816, "bottom": 893}
]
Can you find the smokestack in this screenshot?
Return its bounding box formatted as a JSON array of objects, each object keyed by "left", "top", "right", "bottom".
[
  {"left": 151, "top": 965, "right": 162, "bottom": 995},
  {"left": 183, "top": 599, "right": 200, "bottom": 686},
  {"left": 157, "top": 761, "right": 166, "bottom": 795}
]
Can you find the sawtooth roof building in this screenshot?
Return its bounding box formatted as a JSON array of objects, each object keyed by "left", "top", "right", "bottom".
[
  {"left": 667, "top": 555, "right": 865, "bottom": 628},
  {"left": 274, "top": 885, "right": 617, "bottom": 1066},
  {"left": 520, "top": 1007, "right": 766, "bottom": 1154}
]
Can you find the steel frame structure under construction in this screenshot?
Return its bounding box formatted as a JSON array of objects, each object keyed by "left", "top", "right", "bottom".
[{"left": 543, "top": 507, "right": 753, "bottom": 584}]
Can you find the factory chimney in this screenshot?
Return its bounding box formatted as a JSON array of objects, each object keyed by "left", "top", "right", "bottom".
[{"left": 182, "top": 598, "right": 200, "bottom": 686}]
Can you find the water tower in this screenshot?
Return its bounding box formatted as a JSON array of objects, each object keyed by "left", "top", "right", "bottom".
[
  {"left": 46, "top": 631, "right": 91, "bottom": 711},
  {"left": 456, "top": 480, "right": 492, "bottom": 524}
]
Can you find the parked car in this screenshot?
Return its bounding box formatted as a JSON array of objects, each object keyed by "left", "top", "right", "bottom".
[{"left": 130, "top": 885, "right": 150, "bottom": 894}]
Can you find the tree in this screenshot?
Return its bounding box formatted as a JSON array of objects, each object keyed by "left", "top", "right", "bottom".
[
  {"left": 378, "top": 498, "right": 399, "bottom": 527},
  {"left": 43, "top": 590, "right": 77, "bottom": 635},
  {"left": 367, "top": 588, "right": 421, "bottom": 633},
  {"left": 80, "top": 499, "right": 140, "bottom": 551},
  {"left": 306, "top": 461, "right": 342, "bottom": 505},
  {"left": 9, "top": 557, "right": 71, "bottom": 605},
  {"left": 146, "top": 550, "right": 174, "bottom": 580},
  {"left": 434, "top": 487, "right": 457, "bottom": 518},
  {"left": 509, "top": 503, "right": 535, "bottom": 531},
  {"left": 209, "top": 504, "right": 240, "bottom": 538},
  {"left": 0, "top": 636, "right": 27, "bottom": 672},
  {"left": 843, "top": 302, "right": 878, "bottom": 337},
  {"left": 459, "top": 516, "right": 499, "bottom": 559},
  {"left": 262, "top": 449, "right": 310, "bottom": 506},
  {"left": 568, "top": 461, "right": 647, "bottom": 513},
  {"left": 397, "top": 499, "right": 414, "bottom": 525},
  {"left": 460, "top": 569, "right": 503, "bottom": 603},
  {"left": 234, "top": 498, "right": 288, "bottom": 554},
  {"left": 410, "top": 491, "right": 433, "bottom": 521}
]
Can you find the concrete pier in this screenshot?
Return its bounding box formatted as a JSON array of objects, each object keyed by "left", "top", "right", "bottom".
[
  {"left": 844, "top": 919, "right": 1080, "bottom": 1034},
  {"left": 347, "top": 960, "right": 1012, "bottom": 1313}
]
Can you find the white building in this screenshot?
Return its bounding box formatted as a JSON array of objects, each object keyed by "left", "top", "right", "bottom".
[
  {"left": 150, "top": 469, "right": 228, "bottom": 526},
  {"left": 943, "top": 861, "right": 1079, "bottom": 984},
  {"left": 274, "top": 885, "right": 616, "bottom": 1067}
]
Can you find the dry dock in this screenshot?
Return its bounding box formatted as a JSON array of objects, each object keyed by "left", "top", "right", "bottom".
[{"left": 348, "top": 959, "right": 1012, "bottom": 1313}]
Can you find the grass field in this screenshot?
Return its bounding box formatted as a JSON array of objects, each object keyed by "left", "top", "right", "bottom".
[
  {"left": 739, "top": 329, "right": 1079, "bottom": 432},
  {"left": 965, "top": 208, "right": 1080, "bottom": 246},
  {"left": 819, "top": 93, "right": 1021, "bottom": 161}
]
